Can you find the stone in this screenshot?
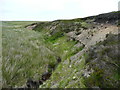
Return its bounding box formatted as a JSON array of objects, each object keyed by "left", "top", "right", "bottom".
[
  {"left": 26, "top": 78, "right": 40, "bottom": 88},
  {"left": 42, "top": 72, "right": 52, "bottom": 81}
]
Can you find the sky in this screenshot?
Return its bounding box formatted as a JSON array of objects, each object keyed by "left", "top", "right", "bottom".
[{"left": 0, "top": 0, "right": 119, "bottom": 21}]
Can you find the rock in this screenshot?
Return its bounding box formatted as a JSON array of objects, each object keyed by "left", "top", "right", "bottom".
[
  {"left": 74, "top": 43, "right": 84, "bottom": 48},
  {"left": 69, "top": 65, "right": 72, "bottom": 68},
  {"left": 26, "top": 23, "right": 37, "bottom": 30},
  {"left": 82, "top": 66, "right": 94, "bottom": 78},
  {"left": 26, "top": 78, "right": 41, "bottom": 88},
  {"left": 75, "top": 31, "right": 81, "bottom": 35},
  {"left": 92, "top": 86, "right": 100, "bottom": 89},
  {"left": 42, "top": 72, "right": 52, "bottom": 81},
  {"left": 72, "top": 76, "right": 77, "bottom": 80},
  {"left": 92, "top": 26, "right": 96, "bottom": 29},
  {"left": 105, "top": 27, "right": 107, "bottom": 29},
  {"left": 38, "top": 80, "right": 43, "bottom": 85}
]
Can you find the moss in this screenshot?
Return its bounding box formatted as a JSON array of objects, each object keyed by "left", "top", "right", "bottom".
[{"left": 45, "top": 31, "right": 64, "bottom": 43}]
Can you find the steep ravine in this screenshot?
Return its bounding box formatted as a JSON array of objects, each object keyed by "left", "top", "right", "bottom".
[{"left": 31, "top": 11, "right": 119, "bottom": 88}]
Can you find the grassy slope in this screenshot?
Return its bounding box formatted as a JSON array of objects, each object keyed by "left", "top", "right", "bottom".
[
  {"left": 40, "top": 32, "right": 119, "bottom": 88},
  {"left": 33, "top": 16, "right": 119, "bottom": 88},
  {"left": 2, "top": 21, "right": 57, "bottom": 87},
  {"left": 2, "top": 21, "right": 80, "bottom": 87},
  {"left": 33, "top": 20, "right": 88, "bottom": 88},
  {"left": 41, "top": 35, "right": 85, "bottom": 88}
]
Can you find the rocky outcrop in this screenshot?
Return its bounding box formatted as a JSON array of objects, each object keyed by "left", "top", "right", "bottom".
[
  {"left": 25, "top": 23, "right": 37, "bottom": 29},
  {"left": 26, "top": 78, "right": 43, "bottom": 88}
]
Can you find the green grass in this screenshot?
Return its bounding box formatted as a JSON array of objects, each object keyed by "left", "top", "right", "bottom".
[
  {"left": 40, "top": 54, "right": 86, "bottom": 88},
  {"left": 30, "top": 20, "right": 88, "bottom": 88},
  {"left": 39, "top": 32, "right": 86, "bottom": 88},
  {"left": 2, "top": 21, "right": 56, "bottom": 87},
  {"left": 2, "top": 18, "right": 119, "bottom": 88},
  {"left": 44, "top": 34, "right": 80, "bottom": 61},
  {"left": 2, "top": 21, "right": 85, "bottom": 88}
]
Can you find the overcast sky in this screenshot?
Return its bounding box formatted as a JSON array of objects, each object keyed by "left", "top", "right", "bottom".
[{"left": 0, "top": 0, "right": 119, "bottom": 21}]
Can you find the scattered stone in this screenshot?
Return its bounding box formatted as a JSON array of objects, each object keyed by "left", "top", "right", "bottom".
[
  {"left": 72, "top": 76, "right": 77, "bottom": 80},
  {"left": 69, "top": 65, "right": 72, "bottom": 68}
]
